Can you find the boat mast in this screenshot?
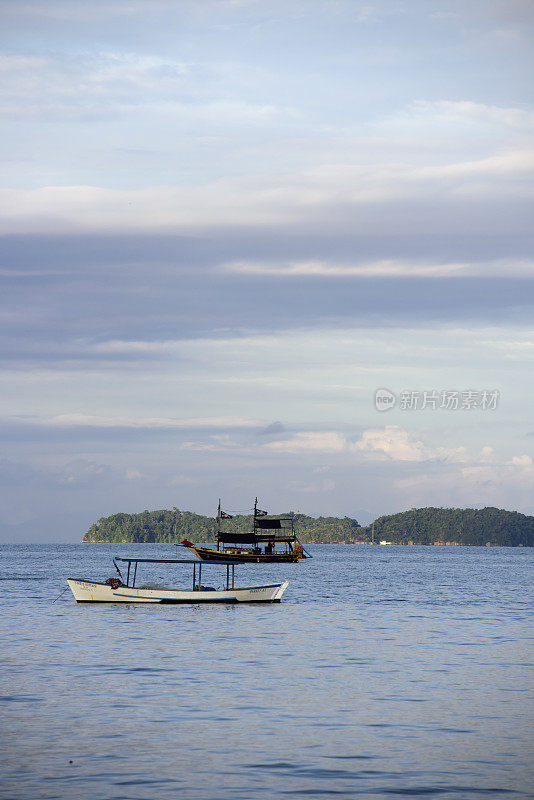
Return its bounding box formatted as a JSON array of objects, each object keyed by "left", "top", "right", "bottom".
[{"left": 217, "top": 498, "right": 221, "bottom": 551}]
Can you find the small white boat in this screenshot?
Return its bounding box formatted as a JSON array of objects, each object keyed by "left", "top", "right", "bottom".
[{"left": 67, "top": 557, "right": 289, "bottom": 604}]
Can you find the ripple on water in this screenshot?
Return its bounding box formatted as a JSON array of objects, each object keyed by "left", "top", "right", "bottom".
[{"left": 0, "top": 543, "right": 532, "bottom": 800}]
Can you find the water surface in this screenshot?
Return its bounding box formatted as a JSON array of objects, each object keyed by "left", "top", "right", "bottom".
[{"left": 0, "top": 544, "right": 532, "bottom": 799}]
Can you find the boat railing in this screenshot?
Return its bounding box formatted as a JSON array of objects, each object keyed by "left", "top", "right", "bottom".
[
  {"left": 218, "top": 536, "right": 296, "bottom": 544},
  {"left": 114, "top": 557, "right": 241, "bottom": 591}
]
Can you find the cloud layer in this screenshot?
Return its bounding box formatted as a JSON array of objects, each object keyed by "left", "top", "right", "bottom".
[{"left": 1, "top": 0, "right": 533, "bottom": 539}]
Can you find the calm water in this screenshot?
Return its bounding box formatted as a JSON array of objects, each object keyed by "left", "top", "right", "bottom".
[{"left": 0, "top": 544, "right": 532, "bottom": 800}]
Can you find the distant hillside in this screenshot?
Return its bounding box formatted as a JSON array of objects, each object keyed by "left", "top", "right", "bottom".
[
  {"left": 82, "top": 506, "right": 534, "bottom": 546},
  {"left": 83, "top": 508, "right": 362, "bottom": 544},
  {"left": 366, "top": 506, "right": 534, "bottom": 547}
]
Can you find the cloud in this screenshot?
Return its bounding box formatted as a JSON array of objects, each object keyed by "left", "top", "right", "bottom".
[
  {"left": 480, "top": 335, "right": 534, "bottom": 360},
  {"left": 509, "top": 454, "right": 532, "bottom": 466},
  {"left": 353, "top": 427, "right": 474, "bottom": 463},
  {"left": 392, "top": 452, "right": 534, "bottom": 510},
  {"left": 353, "top": 429, "right": 529, "bottom": 466},
  {"left": 257, "top": 421, "right": 286, "bottom": 436},
  {"left": 263, "top": 426, "right": 528, "bottom": 467},
  {"left": 18, "top": 413, "right": 261, "bottom": 430},
  {"left": 59, "top": 459, "right": 113, "bottom": 485},
  {"left": 222, "top": 257, "right": 534, "bottom": 279},
  {"left": 266, "top": 431, "right": 348, "bottom": 453},
  {"left": 264, "top": 427, "right": 467, "bottom": 462},
  {"left": 1, "top": 0, "right": 533, "bottom": 539},
  {"left": 354, "top": 427, "right": 430, "bottom": 461},
  {"left": 2, "top": 1, "right": 164, "bottom": 22},
  {"left": 0, "top": 49, "right": 293, "bottom": 124},
  {"left": 398, "top": 100, "right": 534, "bottom": 130},
  {"left": 1, "top": 146, "right": 532, "bottom": 235},
  {"left": 0, "top": 324, "right": 527, "bottom": 433},
  {"left": 174, "top": 424, "right": 478, "bottom": 465}
]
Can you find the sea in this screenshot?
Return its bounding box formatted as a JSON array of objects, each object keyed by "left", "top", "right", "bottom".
[{"left": 0, "top": 543, "right": 532, "bottom": 800}]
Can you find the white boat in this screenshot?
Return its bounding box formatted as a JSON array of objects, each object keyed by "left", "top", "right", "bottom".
[{"left": 67, "top": 557, "right": 289, "bottom": 604}]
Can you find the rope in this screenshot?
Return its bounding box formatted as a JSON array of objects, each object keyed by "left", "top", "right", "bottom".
[{"left": 52, "top": 587, "right": 69, "bottom": 603}]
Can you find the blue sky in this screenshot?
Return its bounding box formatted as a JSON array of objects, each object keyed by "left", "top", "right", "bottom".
[{"left": 1, "top": 0, "right": 533, "bottom": 540}]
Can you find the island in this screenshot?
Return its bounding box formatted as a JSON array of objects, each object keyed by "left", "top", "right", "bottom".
[{"left": 83, "top": 506, "right": 534, "bottom": 547}]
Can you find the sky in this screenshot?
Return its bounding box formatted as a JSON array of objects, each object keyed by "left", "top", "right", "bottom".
[{"left": 1, "top": 0, "right": 533, "bottom": 541}]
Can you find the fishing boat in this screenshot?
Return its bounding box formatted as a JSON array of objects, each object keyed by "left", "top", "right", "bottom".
[
  {"left": 180, "top": 498, "right": 311, "bottom": 563},
  {"left": 67, "top": 557, "right": 289, "bottom": 603}
]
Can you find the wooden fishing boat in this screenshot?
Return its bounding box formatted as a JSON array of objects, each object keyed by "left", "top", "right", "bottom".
[
  {"left": 67, "top": 557, "right": 289, "bottom": 603},
  {"left": 180, "top": 498, "right": 311, "bottom": 563},
  {"left": 183, "top": 545, "right": 300, "bottom": 563}
]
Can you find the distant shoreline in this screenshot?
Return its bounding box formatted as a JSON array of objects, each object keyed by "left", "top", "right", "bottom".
[
  {"left": 82, "top": 506, "right": 534, "bottom": 548},
  {"left": 83, "top": 540, "right": 528, "bottom": 548}
]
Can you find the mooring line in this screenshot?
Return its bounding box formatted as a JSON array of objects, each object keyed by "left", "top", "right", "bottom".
[{"left": 52, "top": 587, "right": 69, "bottom": 603}]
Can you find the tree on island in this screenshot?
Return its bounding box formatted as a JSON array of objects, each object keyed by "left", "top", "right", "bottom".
[{"left": 83, "top": 506, "right": 534, "bottom": 547}]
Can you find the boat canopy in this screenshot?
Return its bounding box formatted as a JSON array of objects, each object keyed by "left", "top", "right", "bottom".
[
  {"left": 218, "top": 531, "right": 295, "bottom": 544},
  {"left": 213, "top": 498, "right": 300, "bottom": 555},
  {"left": 113, "top": 556, "right": 242, "bottom": 591},
  {"left": 256, "top": 517, "right": 293, "bottom": 528}
]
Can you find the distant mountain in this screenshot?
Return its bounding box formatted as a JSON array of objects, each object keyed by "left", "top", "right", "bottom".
[
  {"left": 366, "top": 506, "right": 534, "bottom": 547},
  {"left": 82, "top": 506, "right": 533, "bottom": 546}
]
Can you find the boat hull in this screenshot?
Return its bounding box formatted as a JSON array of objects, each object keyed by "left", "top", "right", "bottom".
[
  {"left": 67, "top": 578, "right": 289, "bottom": 603},
  {"left": 189, "top": 546, "right": 300, "bottom": 563}
]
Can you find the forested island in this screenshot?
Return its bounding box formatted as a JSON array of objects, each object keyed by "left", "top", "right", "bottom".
[{"left": 83, "top": 506, "right": 534, "bottom": 547}]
